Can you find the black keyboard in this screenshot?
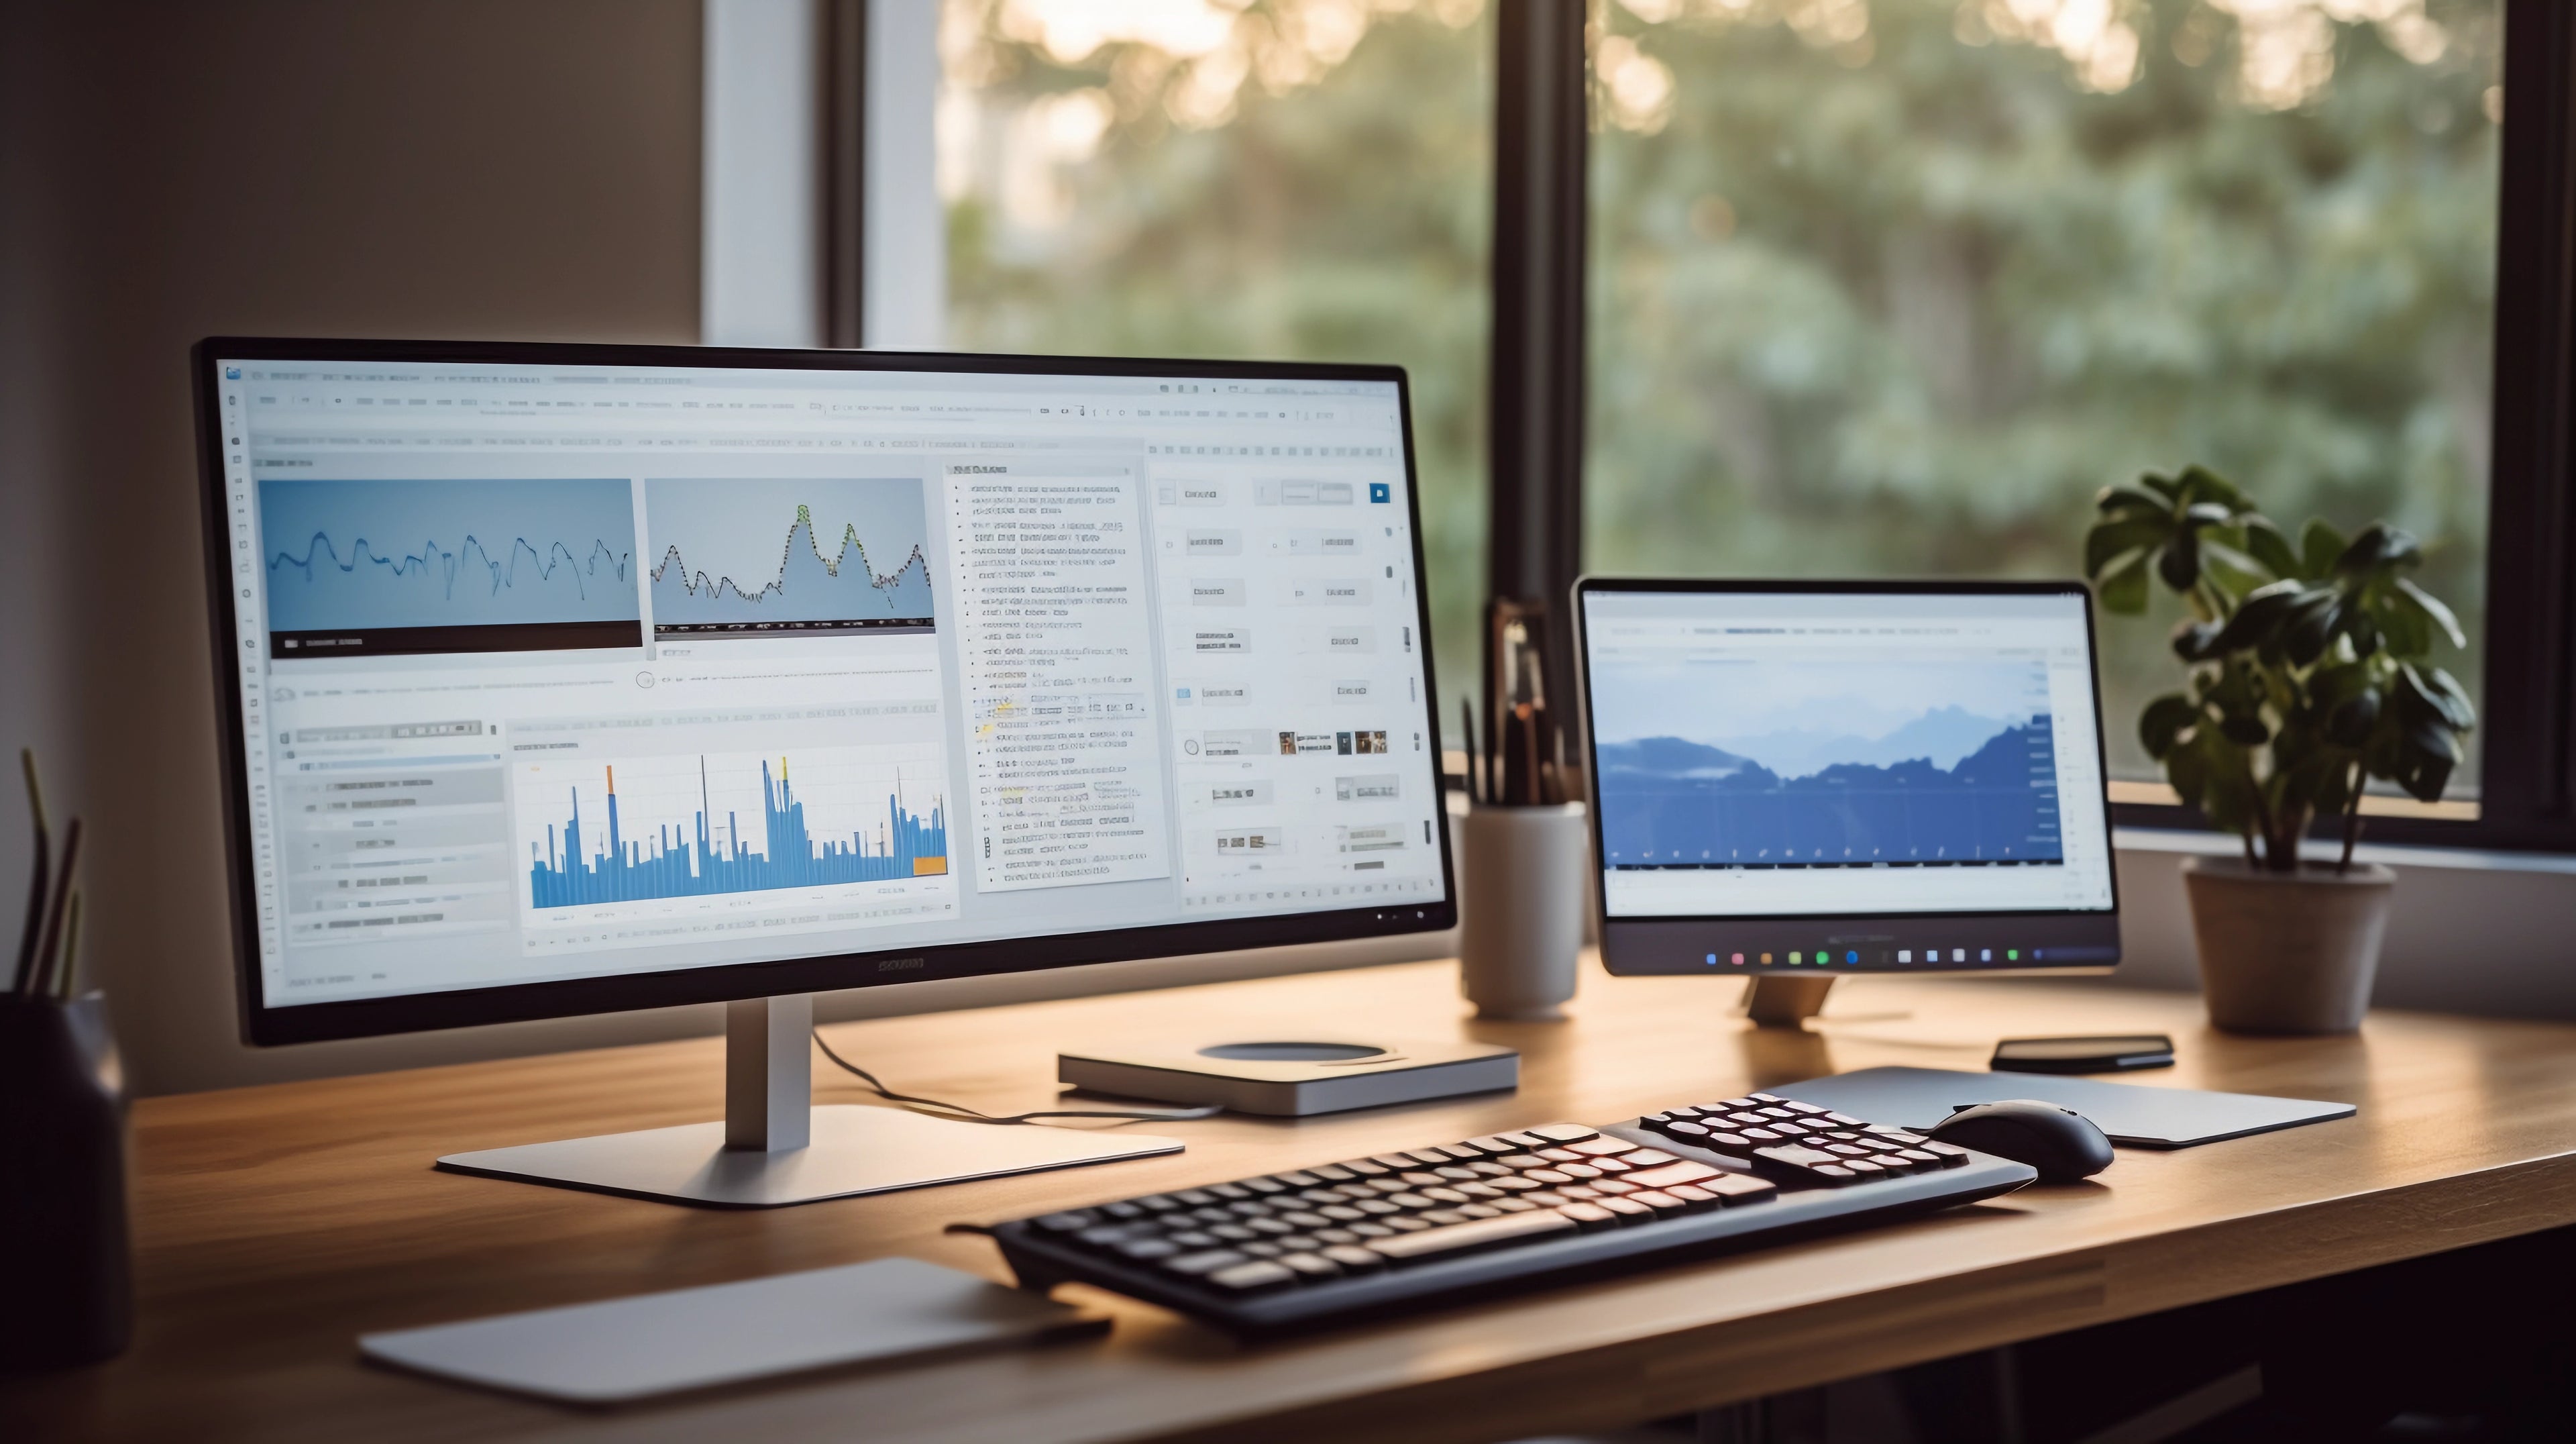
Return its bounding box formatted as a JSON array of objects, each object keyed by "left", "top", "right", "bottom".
[{"left": 987, "top": 1092, "right": 2037, "bottom": 1335}]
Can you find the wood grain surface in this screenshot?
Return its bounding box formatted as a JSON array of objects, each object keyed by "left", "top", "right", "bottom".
[{"left": 10, "top": 959, "right": 2576, "bottom": 1443}]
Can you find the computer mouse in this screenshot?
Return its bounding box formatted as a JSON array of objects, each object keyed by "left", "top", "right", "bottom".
[{"left": 1927, "top": 1100, "right": 2114, "bottom": 1182}]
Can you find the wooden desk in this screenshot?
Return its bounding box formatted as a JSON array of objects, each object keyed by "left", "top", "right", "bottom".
[{"left": 11, "top": 960, "right": 2576, "bottom": 1443}]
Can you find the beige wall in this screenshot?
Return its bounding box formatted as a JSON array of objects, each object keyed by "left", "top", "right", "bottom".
[{"left": 1, "top": 1, "right": 704, "bottom": 1094}]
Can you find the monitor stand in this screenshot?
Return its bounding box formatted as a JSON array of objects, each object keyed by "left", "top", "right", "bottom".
[
  {"left": 435, "top": 996, "right": 1184, "bottom": 1208},
  {"left": 1745, "top": 975, "right": 1835, "bottom": 1029}
]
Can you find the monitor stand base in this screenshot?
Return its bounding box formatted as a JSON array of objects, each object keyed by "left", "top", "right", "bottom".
[
  {"left": 1745, "top": 975, "right": 1835, "bottom": 1029},
  {"left": 435, "top": 996, "right": 1183, "bottom": 1208}
]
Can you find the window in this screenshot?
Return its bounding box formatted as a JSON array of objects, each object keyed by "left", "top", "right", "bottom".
[
  {"left": 935, "top": 0, "right": 1497, "bottom": 711},
  {"left": 1585, "top": 0, "right": 2504, "bottom": 801},
  {"left": 857, "top": 0, "right": 2576, "bottom": 850}
]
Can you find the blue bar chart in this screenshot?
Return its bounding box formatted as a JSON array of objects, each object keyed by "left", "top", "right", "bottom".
[{"left": 524, "top": 751, "right": 948, "bottom": 909}]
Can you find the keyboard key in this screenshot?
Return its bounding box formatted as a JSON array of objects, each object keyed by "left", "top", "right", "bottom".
[
  {"left": 1497, "top": 1153, "right": 1550, "bottom": 1169},
  {"left": 1528, "top": 1123, "right": 1601, "bottom": 1143},
  {"left": 1403, "top": 1149, "right": 1453, "bottom": 1168},
  {"left": 1754, "top": 1144, "right": 1842, "bottom": 1170},
  {"left": 1895, "top": 1149, "right": 1941, "bottom": 1167},
  {"left": 1749, "top": 1093, "right": 1786, "bottom": 1103},
  {"left": 1313, "top": 1228, "right": 1360, "bottom": 1245},
  {"left": 1662, "top": 1183, "right": 1720, "bottom": 1210},
  {"left": 1564, "top": 1135, "right": 1638, "bottom": 1157},
  {"left": 1434, "top": 1166, "right": 1482, "bottom": 1183},
  {"left": 1175, "top": 1190, "right": 1216, "bottom": 1206},
  {"left": 1275, "top": 1171, "right": 1321, "bottom": 1188},
  {"left": 1490, "top": 1197, "right": 1539, "bottom": 1213},
  {"left": 1700, "top": 1172, "right": 1779, "bottom": 1204},
  {"left": 1590, "top": 1158, "right": 1634, "bottom": 1176},
  {"left": 1385, "top": 1192, "right": 1435, "bottom": 1210},
  {"left": 1242, "top": 1177, "right": 1290, "bottom": 1194},
  {"left": 1034, "top": 1210, "right": 1096, "bottom": 1233},
  {"left": 1279, "top": 1210, "right": 1332, "bottom": 1229},
  {"left": 1596, "top": 1196, "right": 1652, "bottom": 1221},
  {"left": 1246, "top": 1218, "right": 1295, "bottom": 1236},
  {"left": 1167, "top": 1231, "right": 1219, "bottom": 1249},
  {"left": 1309, "top": 1165, "right": 1356, "bottom": 1182},
  {"left": 1617, "top": 1147, "right": 1680, "bottom": 1166},
  {"left": 1524, "top": 1169, "right": 1574, "bottom": 1185},
  {"left": 1348, "top": 1222, "right": 1395, "bottom": 1239},
  {"left": 1320, "top": 1245, "right": 1385, "bottom": 1271},
  {"left": 1419, "top": 1209, "right": 1472, "bottom": 1227},
  {"left": 1456, "top": 1203, "right": 1503, "bottom": 1219},
  {"left": 1623, "top": 1159, "right": 1723, "bottom": 1190},
  {"left": 1924, "top": 1142, "right": 1972, "bottom": 1166},
  {"left": 1592, "top": 1180, "right": 1639, "bottom": 1196},
  {"left": 1240, "top": 1242, "right": 1283, "bottom": 1258},
  {"left": 1383, "top": 1216, "right": 1434, "bottom": 1233},
  {"left": 1701, "top": 1133, "right": 1755, "bottom": 1153},
  {"left": 1784, "top": 1102, "right": 1833, "bottom": 1116},
  {"left": 1458, "top": 1135, "right": 1519, "bottom": 1155},
  {"left": 1163, "top": 1249, "right": 1250, "bottom": 1276},
  {"left": 1555, "top": 1202, "right": 1620, "bottom": 1231},
  {"left": 1525, "top": 1191, "right": 1572, "bottom": 1208},
  {"left": 1208, "top": 1261, "right": 1295, "bottom": 1292},
  {"left": 1340, "top": 1159, "right": 1390, "bottom": 1177},
  {"left": 1115, "top": 1238, "right": 1181, "bottom": 1261},
  {"left": 1209, "top": 1184, "right": 1250, "bottom": 1200},
  {"left": 1210, "top": 1224, "right": 1257, "bottom": 1242},
  {"left": 1318, "top": 1205, "right": 1366, "bottom": 1223},
  {"left": 1365, "top": 1208, "right": 1577, "bottom": 1261},
  {"left": 1497, "top": 1131, "right": 1550, "bottom": 1148},
  {"left": 1661, "top": 1120, "right": 1712, "bottom": 1140},
  {"left": 1102, "top": 1202, "right": 1145, "bottom": 1220},
  {"left": 1843, "top": 1159, "right": 1888, "bottom": 1178},
  {"left": 1421, "top": 1187, "right": 1471, "bottom": 1204},
  {"left": 1277, "top": 1251, "right": 1342, "bottom": 1281},
  {"left": 1813, "top": 1164, "right": 1857, "bottom": 1183},
  {"left": 1557, "top": 1163, "right": 1603, "bottom": 1180}
]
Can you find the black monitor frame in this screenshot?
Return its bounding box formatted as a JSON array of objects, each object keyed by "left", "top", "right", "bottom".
[
  {"left": 1570, "top": 576, "right": 2122, "bottom": 978},
  {"left": 197, "top": 337, "right": 1457, "bottom": 1045}
]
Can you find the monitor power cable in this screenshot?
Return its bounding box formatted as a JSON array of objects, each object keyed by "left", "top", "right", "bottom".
[{"left": 810, "top": 1027, "right": 1223, "bottom": 1126}]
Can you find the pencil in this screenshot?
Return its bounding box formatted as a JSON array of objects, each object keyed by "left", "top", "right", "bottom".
[{"left": 13, "top": 749, "right": 50, "bottom": 998}]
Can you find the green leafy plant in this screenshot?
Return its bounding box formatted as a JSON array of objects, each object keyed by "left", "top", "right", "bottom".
[{"left": 2084, "top": 466, "right": 2476, "bottom": 874}]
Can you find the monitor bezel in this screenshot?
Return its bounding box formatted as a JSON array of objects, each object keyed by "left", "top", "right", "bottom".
[
  {"left": 1571, "top": 575, "right": 2121, "bottom": 977},
  {"left": 197, "top": 336, "right": 1458, "bottom": 1045}
]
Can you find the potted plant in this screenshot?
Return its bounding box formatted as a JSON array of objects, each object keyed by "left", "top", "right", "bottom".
[{"left": 2083, "top": 466, "right": 2476, "bottom": 1033}]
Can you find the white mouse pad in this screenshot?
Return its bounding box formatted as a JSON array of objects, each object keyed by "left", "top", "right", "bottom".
[
  {"left": 1776, "top": 1066, "right": 2353, "bottom": 1147},
  {"left": 360, "top": 1256, "right": 1105, "bottom": 1406}
]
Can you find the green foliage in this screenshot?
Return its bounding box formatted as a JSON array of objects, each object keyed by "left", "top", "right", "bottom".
[
  {"left": 2084, "top": 466, "right": 2475, "bottom": 869},
  {"left": 1585, "top": 0, "right": 2499, "bottom": 782}
]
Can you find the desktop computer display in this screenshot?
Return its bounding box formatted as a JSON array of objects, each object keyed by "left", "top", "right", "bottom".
[
  {"left": 197, "top": 342, "right": 1454, "bottom": 1052},
  {"left": 1572, "top": 580, "right": 2121, "bottom": 983}
]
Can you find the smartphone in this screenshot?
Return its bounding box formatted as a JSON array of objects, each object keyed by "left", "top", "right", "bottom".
[{"left": 1991, "top": 1035, "right": 2176, "bottom": 1074}]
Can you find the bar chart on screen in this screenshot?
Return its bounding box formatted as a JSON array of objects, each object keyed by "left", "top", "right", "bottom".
[{"left": 517, "top": 746, "right": 951, "bottom": 911}]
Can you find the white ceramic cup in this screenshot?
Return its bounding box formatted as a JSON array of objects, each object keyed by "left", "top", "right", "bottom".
[{"left": 1458, "top": 801, "right": 1589, "bottom": 1021}]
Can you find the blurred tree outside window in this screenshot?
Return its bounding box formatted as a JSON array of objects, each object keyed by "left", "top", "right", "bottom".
[
  {"left": 1586, "top": 0, "right": 2502, "bottom": 798},
  {"left": 939, "top": 0, "right": 1496, "bottom": 715}
]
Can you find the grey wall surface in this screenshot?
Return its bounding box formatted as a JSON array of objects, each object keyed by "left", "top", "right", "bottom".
[{"left": 1, "top": 1, "right": 704, "bottom": 1094}]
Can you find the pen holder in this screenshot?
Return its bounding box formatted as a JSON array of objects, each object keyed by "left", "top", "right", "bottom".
[
  {"left": 1458, "top": 802, "right": 1589, "bottom": 1021},
  {"left": 0, "top": 993, "right": 131, "bottom": 1372}
]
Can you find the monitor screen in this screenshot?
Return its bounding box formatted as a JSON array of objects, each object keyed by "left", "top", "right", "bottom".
[
  {"left": 204, "top": 346, "right": 1450, "bottom": 1032},
  {"left": 1575, "top": 582, "right": 2117, "bottom": 972}
]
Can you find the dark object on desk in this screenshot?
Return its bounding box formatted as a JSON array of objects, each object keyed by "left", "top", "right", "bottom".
[
  {"left": 989, "top": 1092, "right": 2032, "bottom": 1336},
  {"left": 1993, "top": 1034, "right": 2176, "bottom": 1074},
  {"left": 0, "top": 993, "right": 131, "bottom": 1372},
  {"left": 1776, "top": 1066, "right": 2355, "bottom": 1147},
  {"left": 1928, "top": 1100, "right": 2115, "bottom": 1182},
  {"left": 360, "top": 1257, "right": 1105, "bottom": 1406}
]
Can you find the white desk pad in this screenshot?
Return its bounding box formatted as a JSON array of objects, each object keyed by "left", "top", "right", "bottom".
[{"left": 360, "top": 1256, "right": 1105, "bottom": 1406}]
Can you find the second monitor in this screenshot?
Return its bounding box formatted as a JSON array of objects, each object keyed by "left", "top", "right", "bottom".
[{"left": 1572, "top": 579, "right": 2121, "bottom": 1025}]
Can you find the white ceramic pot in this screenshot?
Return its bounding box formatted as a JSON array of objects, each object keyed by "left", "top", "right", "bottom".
[
  {"left": 1457, "top": 801, "right": 1589, "bottom": 1021},
  {"left": 2181, "top": 855, "right": 2396, "bottom": 1035}
]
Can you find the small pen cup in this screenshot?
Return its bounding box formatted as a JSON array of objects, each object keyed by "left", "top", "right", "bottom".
[
  {"left": 0, "top": 992, "right": 131, "bottom": 1372},
  {"left": 1458, "top": 802, "right": 1589, "bottom": 1021}
]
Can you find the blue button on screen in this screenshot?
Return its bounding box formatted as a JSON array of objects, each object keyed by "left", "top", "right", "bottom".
[{"left": 1369, "top": 482, "right": 1391, "bottom": 503}]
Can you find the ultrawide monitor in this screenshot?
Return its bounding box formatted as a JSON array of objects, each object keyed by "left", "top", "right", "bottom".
[
  {"left": 198, "top": 340, "right": 1455, "bottom": 1046},
  {"left": 1573, "top": 579, "right": 2120, "bottom": 976}
]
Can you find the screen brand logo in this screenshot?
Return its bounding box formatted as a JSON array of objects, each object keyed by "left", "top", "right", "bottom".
[{"left": 876, "top": 956, "right": 926, "bottom": 972}]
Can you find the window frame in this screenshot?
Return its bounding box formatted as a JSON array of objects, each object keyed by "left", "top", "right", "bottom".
[{"left": 853, "top": 0, "right": 2576, "bottom": 855}]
